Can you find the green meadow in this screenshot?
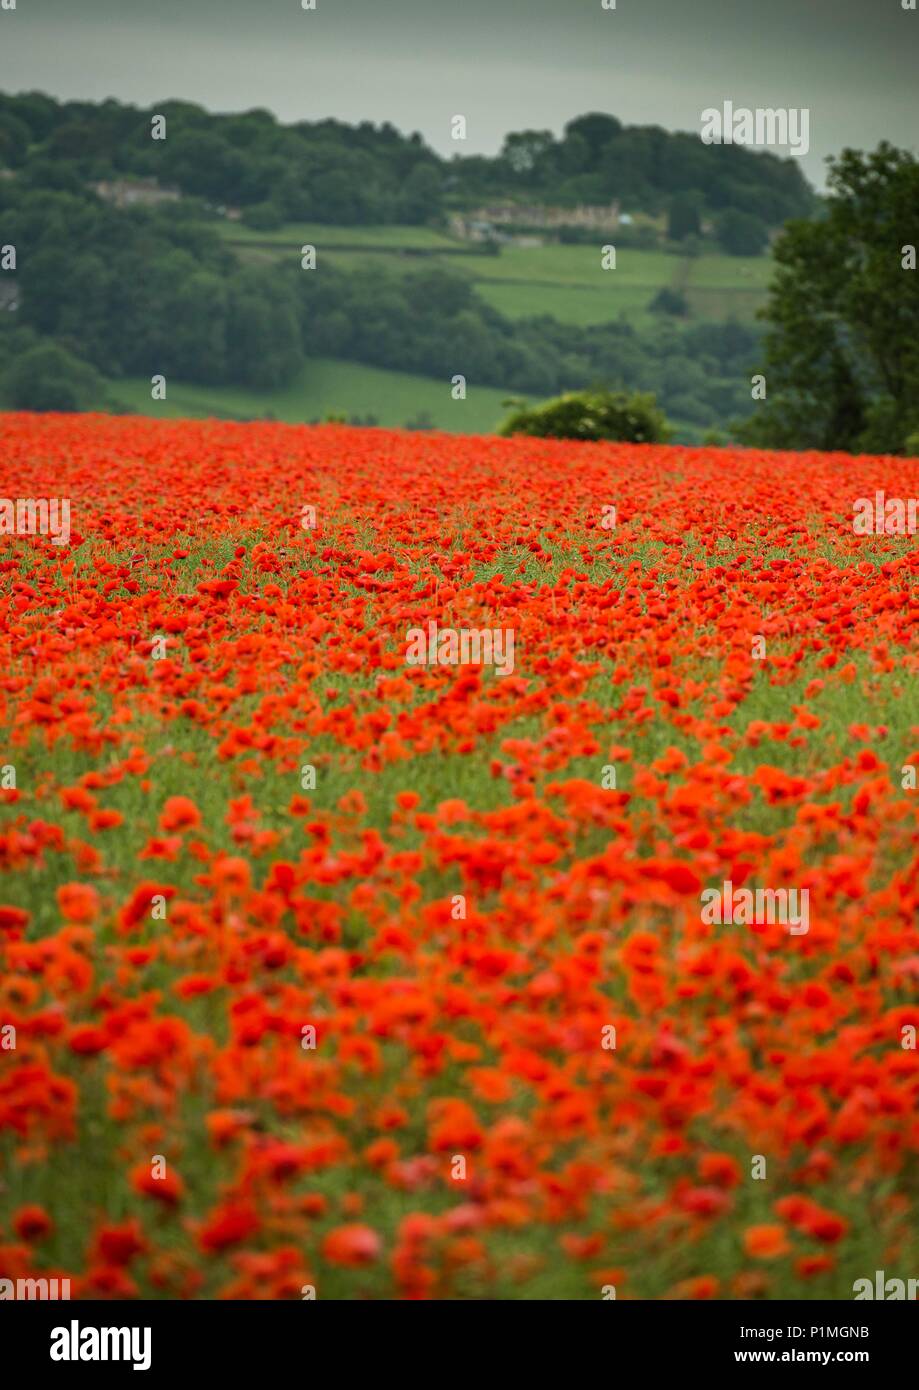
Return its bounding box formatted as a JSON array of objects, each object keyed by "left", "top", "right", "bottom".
[
  {"left": 216, "top": 221, "right": 772, "bottom": 328},
  {"left": 103, "top": 359, "right": 516, "bottom": 433}
]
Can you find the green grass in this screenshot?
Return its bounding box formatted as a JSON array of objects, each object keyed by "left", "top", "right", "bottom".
[
  {"left": 101, "top": 364, "right": 710, "bottom": 444},
  {"left": 217, "top": 222, "right": 773, "bottom": 328},
  {"left": 102, "top": 358, "right": 516, "bottom": 433},
  {"left": 99, "top": 230, "right": 770, "bottom": 439},
  {"left": 315, "top": 240, "right": 767, "bottom": 326},
  {"left": 684, "top": 253, "right": 774, "bottom": 289},
  {"left": 471, "top": 278, "right": 658, "bottom": 328},
  {"left": 101, "top": 365, "right": 711, "bottom": 444},
  {"left": 682, "top": 253, "right": 773, "bottom": 323},
  {"left": 460, "top": 245, "right": 675, "bottom": 288}
]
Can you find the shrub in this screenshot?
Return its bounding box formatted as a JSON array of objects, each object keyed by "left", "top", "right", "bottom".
[
  {"left": 667, "top": 191, "right": 702, "bottom": 242},
  {"left": 1, "top": 342, "right": 104, "bottom": 413},
  {"left": 498, "top": 389, "right": 671, "bottom": 444},
  {"left": 716, "top": 208, "right": 769, "bottom": 256},
  {"left": 242, "top": 201, "right": 285, "bottom": 231},
  {"left": 650, "top": 287, "right": 689, "bottom": 317}
]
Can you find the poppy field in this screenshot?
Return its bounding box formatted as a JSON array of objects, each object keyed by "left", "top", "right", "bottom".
[{"left": 1, "top": 411, "right": 917, "bottom": 1301}]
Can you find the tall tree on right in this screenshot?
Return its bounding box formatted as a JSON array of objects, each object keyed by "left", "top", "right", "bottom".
[{"left": 738, "top": 143, "right": 919, "bottom": 454}]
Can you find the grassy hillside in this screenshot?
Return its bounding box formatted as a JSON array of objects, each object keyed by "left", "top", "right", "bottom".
[
  {"left": 217, "top": 222, "right": 772, "bottom": 328},
  {"left": 682, "top": 253, "right": 774, "bottom": 321},
  {"left": 102, "top": 358, "right": 516, "bottom": 433},
  {"left": 101, "top": 362, "right": 707, "bottom": 445}
]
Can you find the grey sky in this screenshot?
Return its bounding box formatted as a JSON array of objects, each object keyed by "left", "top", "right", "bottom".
[{"left": 0, "top": 0, "right": 915, "bottom": 188}]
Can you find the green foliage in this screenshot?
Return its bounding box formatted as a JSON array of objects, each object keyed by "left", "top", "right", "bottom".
[
  {"left": 650, "top": 287, "right": 689, "bottom": 316},
  {"left": 2, "top": 182, "right": 302, "bottom": 392},
  {"left": 490, "top": 111, "right": 814, "bottom": 225},
  {"left": 0, "top": 164, "right": 761, "bottom": 435},
  {"left": 667, "top": 191, "right": 702, "bottom": 242},
  {"left": 716, "top": 209, "right": 770, "bottom": 256},
  {"left": 0, "top": 92, "right": 815, "bottom": 230},
  {"left": 0, "top": 111, "right": 31, "bottom": 168},
  {"left": 498, "top": 388, "right": 671, "bottom": 444},
  {"left": 0, "top": 340, "right": 105, "bottom": 412},
  {"left": 290, "top": 258, "right": 759, "bottom": 430},
  {"left": 739, "top": 143, "right": 919, "bottom": 453},
  {"left": 0, "top": 94, "right": 766, "bottom": 438},
  {"left": 241, "top": 201, "right": 285, "bottom": 231}
]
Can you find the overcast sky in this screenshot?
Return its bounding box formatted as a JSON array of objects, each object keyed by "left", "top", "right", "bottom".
[{"left": 0, "top": 0, "right": 915, "bottom": 188}]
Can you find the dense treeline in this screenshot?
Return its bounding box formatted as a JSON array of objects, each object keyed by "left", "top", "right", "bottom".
[
  {"left": 0, "top": 185, "right": 301, "bottom": 388},
  {"left": 0, "top": 176, "right": 759, "bottom": 429},
  {"left": 0, "top": 93, "right": 815, "bottom": 229},
  {"left": 738, "top": 144, "right": 919, "bottom": 456},
  {"left": 459, "top": 113, "right": 816, "bottom": 224}
]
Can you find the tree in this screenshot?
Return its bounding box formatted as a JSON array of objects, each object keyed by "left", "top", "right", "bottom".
[
  {"left": 499, "top": 389, "right": 671, "bottom": 444},
  {"left": 667, "top": 192, "right": 702, "bottom": 242},
  {"left": 242, "top": 201, "right": 285, "bottom": 231},
  {"left": 162, "top": 130, "right": 247, "bottom": 204},
  {"left": 500, "top": 130, "right": 555, "bottom": 178},
  {"left": 716, "top": 209, "right": 769, "bottom": 256},
  {"left": 2, "top": 342, "right": 104, "bottom": 412},
  {"left": 226, "top": 275, "right": 302, "bottom": 389},
  {"left": 1, "top": 91, "right": 60, "bottom": 143},
  {"left": 739, "top": 143, "right": 919, "bottom": 453},
  {"left": 651, "top": 288, "right": 688, "bottom": 317},
  {"left": 161, "top": 271, "right": 230, "bottom": 383},
  {"left": 0, "top": 113, "right": 30, "bottom": 169},
  {"left": 397, "top": 162, "right": 443, "bottom": 223},
  {"left": 563, "top": 114, "right": 622, "bottom": 163}
]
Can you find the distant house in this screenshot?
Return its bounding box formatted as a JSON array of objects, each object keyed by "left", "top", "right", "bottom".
[
  {"left": 451, "top": 201, "right": 620, "bottom": 242},
  {"left": 447, "top": 214, "right": 496, "bottom": 242},
  {"left": 91, "top": 178, "right": 181, "bottom": 209}
]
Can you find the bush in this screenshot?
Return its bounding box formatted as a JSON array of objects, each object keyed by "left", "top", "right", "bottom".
[
  {"left": 716, "top": 209, "right": 769, "bottom": 256},
  {"left": 667, "top": 191, "right": 702, "bottom": 242},
  {"left": 242, "top": 201, "right": 285, "bottom": 231},
  {"left": 499, "top": 389, "right": 671, "bottom": 444},
  {"left": 905, "top": 431, "right": 919, "bottom": 457},
  {"left": 650, "top": 287, "right": 688, "bottom": 317},
  {"left": 666, "top": 392, "right": 711, "bottom": 425},
  {"left": 1, "top": 342, "right": 105, "bottom": 412},
  {"left": 855, "top": 397, "right": 918, "bottom": 455}
]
